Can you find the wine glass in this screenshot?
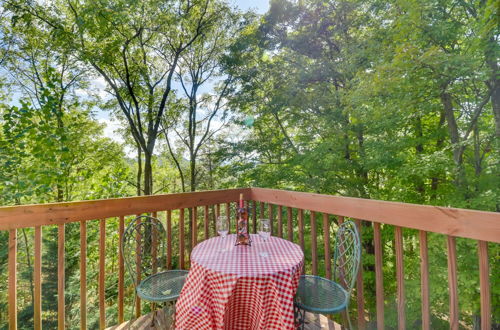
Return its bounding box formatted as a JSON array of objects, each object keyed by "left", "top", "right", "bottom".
[
  {"left": 217, "top": 216, "right": 229, "bottom": 238},
  {"left": 258, "top": 218, "right": 271, "bottom": 241}
]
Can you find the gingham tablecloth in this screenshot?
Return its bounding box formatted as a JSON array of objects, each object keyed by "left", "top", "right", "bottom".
[{"left": 175, "top": 234, "right": 304, "bottom": 329}]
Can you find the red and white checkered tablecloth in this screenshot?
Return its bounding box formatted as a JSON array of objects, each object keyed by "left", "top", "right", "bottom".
[{"left": 175, "top": 234, "right": 304, "bottom": 329}]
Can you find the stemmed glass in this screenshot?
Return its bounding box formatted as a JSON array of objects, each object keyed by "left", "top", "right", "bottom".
[
  {"left": 258, "top": 219, "right": 271, "bottom": 242},
  {"left": 217, "top": 216, "right": 229, "bottom": 238}
]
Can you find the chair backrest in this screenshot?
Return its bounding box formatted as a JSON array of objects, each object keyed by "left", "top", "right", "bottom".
[
  {"left": 121, "top": 215, "right": 168, "bottom": 288},
  {"left": 332, "top": 220, "right": 361, "bottom": 295}
]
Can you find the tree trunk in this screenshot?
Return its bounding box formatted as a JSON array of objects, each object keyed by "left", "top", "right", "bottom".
[
  {"left": 190, "top": 155, "right": 196, "bottom": 192},
  {"left": 473, "top": 125, "right": 482, "bottom": 177},
  {"left": 356, "top": 125, "right": 369, "bottom": 199},
  {"left": 137, "top": 143, "right": 142, "bottom": 196},
  {"left": 441, "top": 90, "right": 467, "bottom": 189},
  {"left": 431, "top": 110, "right": 446, "bottom": 199},
  {"left": 485, "top": 36, "right": 500, "bottom": 141},
  {"left": 414, "top": 116, "right": 425, "bottom": 200},
  {"left": 143, "top": 151, "right": 153, "bottom": 195}
]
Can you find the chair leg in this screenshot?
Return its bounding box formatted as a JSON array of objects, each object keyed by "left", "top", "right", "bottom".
[
  {"left": 345, "top": 309, "right": 354, "bottom": 330},
  {"left": 150, "top": 302, "right": 157, "bottom": 327},
  {"left": 161, "top": 301, "right": 176, "bottom": 330},
  {"left": 294, "top": 304, "right": 306, "bottom": 330}
]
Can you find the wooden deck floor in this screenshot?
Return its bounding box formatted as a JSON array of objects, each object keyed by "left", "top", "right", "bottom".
[{"left": 106, "top": 306, "right": 341, "bottom": 329}]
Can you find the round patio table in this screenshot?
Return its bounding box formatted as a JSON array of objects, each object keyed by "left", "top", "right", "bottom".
[{"left": 175, "top": 233, "right": 304, "bottom": 329}]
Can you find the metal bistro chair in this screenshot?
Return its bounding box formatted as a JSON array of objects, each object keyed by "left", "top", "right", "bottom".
[
  {"left": 294, "top": 220, "right": 361, "bottom": 329},
  {"left": 121, "top": 215, "right": 188, "bottom": 325}
]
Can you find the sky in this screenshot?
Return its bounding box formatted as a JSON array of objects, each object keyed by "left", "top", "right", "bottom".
[
  {"left": 98, "top": 0, "right": 270, "bottom": 152},
  {"left": 233, "top": 0, "right": 269, "bottom": 14}
]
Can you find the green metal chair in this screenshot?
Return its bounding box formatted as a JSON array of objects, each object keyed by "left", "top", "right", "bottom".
[
  {"left": 294, "top": 220, "right": 361, "bottom": 329},
  {"left": 121, "top": 215, "right": 188, "bottom": 322}
]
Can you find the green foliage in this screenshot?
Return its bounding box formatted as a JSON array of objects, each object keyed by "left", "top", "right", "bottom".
[{"left": 0, "top": 0, "right": 498, "bottom": 328}]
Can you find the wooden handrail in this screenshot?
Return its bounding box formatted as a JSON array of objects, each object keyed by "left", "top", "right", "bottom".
[
  {"left": 1, "top": 187, "right": 499, "bottom": 330},
  {"left": 249, "top": 187, "right": 500, "bottom": 243},
  {"left": 0, "top": 188, "right": 250, "bottom": 230}
]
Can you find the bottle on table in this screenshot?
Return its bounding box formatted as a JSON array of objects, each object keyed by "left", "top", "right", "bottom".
[{"left": 235, "top": 193, "right": 251, "bottom": 246}]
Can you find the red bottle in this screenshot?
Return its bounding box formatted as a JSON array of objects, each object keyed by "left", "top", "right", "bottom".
[{"left": 235, "top": 194, "right": 251, "bottom": 246}]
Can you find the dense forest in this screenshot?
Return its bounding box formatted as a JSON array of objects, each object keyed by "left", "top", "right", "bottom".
[{"left": 0, "top": 0, "right": 498, "bottom": 328}]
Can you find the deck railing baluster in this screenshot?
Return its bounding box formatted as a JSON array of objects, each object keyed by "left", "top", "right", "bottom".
[
  {"left": 192, "top": 207, "right": 198, "bottom": 247},
  {"left": 395, "top": 226, "right": 405, "bottom": 330},
  {"left": 225, "top": 203, "right": 231, "bottom": 233},
  {"left": 478, "top": 240, "right": 491, "bottom": 330},
  {"left": 322, "top": 213, "right": 331, "bottom": 280},
  {"left": 298, "top": 209, "right": 305, "bottom": 252},
  {"left": 135, "top": 216, "right": 142, "bottom": 318},
  {"left": 355, "top": 219, "right": 366, "bottom": 329},
  {"left": 58, "top": 224, "right": 65, "bottom": 330},
  {"left": 447, "top": 236, "right": 459, "bottom": 330},
  {"left": 252, "top": 201, "right": 257, "bottom": 234},
  {"left": 99, "top": 219, "right": 106, "bottom": 329},
  {"left": 167, "top": 210, "right": 172, "bottom": 269},
  {"left": 268, "top": 204, "right": 274, "bottom": 236},
  {"left": 80, "top": 221, "right": 87, "bottom": 329},
  {"left": 152, "top": 212, "right": 158, "bottom": 274},
  {"left": 34, "top": 226, "right": 42, "bottom": 330},
  {"left": 118, "top": 216, "right": 125, "bottom": 324},
  {"left": 373, "top": 222, "right": 384, "bottom": 330},
  {"left": 179, "top": 209, "right": 185, "bottom": 270},
  {"left": 419, "top": 230, "right": 430, "bottom": 330},
  {"left": 204, "top": 205, "right": 209, "bottom": 240},
  {"left": 287, "top": 207, "right": 293, "bottom": 242},
  {"left": 278, "top": 205, "right": 283, "bottom": 238},
  {"left": 8, "top": 229, "right": 17, "bottom": 330},
  {"left": 310, "top": 211, "right": 318, "bottom": 275}
]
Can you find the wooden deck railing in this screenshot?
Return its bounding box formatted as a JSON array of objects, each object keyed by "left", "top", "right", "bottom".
[{"left": 0, "top": 187, "right": 498, "bottom": 329}]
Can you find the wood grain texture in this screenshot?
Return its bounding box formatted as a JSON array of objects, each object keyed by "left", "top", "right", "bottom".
[
  {"left": 118, "top": 216, "right": 125, "bottom": 324},
  {"left": 478, "top": 240, "right": 491, "bottom": 330},
  {"left": 179, "top": 209, "right": 185, "bottom": 269},
  {"left": 152, "top": 212, "right": 158, "bottom": 274},
  {"left": 447, "top": 236, "right": 459, "bottom": 330},
  {"left": 373, "top": 222, "right": 384, "bottom": 330},
  {"left": 252, "top": 202, "right": 257, "bottom": 234},
  {"left": 204, "top": 205, "right": 209, "bottom": 240},
  {"left": 323, "top": 213, "right": 331, "bottom": 280},
  {"left": 8, "top": 229, "right": 17, "bottom": 330},
  {"left": 2, "top": 187, "right": 498, "bottom": 243},
  {"left": 136, "top": 216, "right": 142, "bottom": 318},
  {"left": 58, "top": 224, "right": 65, "bottom": 330},
  {"left": 80, "top": 221, "right": 87, "bottom": 330},
  {"left": 192, "top": 207, "right": 198, "bottom": 247},
  {"left": 34, "top": 226, "right": 42, "bottom": 330},
  {"left": 99, "top": 219, "right": 106, "bottom": 329},
  {"left": 419, "top": 230, "right": 430, "bottom": 330},
  {"left": 298, "top": 209, "right": 305, "bottom": 251},
  {"left": 260, "top": 201, "right": 265, "bottom": 220},
  {"left": 0, "top": 188, "right": 250, "bottom": 231},
  {"left": 395, "top": 226, "right": 405, "bottom": 330},
  {"left": 278, "top": 205, "right": 283, "bottom": 238},
  {"left": 338, "top": 215, "right": 344, "bottom": 225},
  {"left": 355, "top": 219, "right": 365, "bottom": 329},
  {"left": 167, "top": 210, "right": 172, "bottom": 269},
  {"left": 250, "top": 188, "right": 500, "bottom": 243},
  {"left": 225, "top": 203, "right": 231, "bottom": 234},
  {"left": 310, "top": 211, "right": 317, "bottom": 275},
  {"left": 268, "top": 204, "right": 273, "bottom": 236},
  {"left": 287, "top": 207, "right": 293, "bottom": 242}
]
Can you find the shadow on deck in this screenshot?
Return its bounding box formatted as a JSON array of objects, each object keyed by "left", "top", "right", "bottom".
[{"left": 106, "top": 306, "right": 341, "bottom": 329}]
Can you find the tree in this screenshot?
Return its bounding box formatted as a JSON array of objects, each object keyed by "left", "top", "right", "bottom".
[
  {"left": 162, "top": 6, "right": 241, "bottom": 192},
  {"left": 7, "top": 0, "right": 225, "bottom": 195}
]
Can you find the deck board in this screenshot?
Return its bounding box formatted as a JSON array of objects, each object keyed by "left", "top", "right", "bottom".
[{"left": 106, "top": 307, "right": 341, "bottom": 329}]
